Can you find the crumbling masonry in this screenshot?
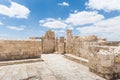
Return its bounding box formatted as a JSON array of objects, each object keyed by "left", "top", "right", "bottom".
[
  {"left": 64, "top": 30, "right": 120, "bottom": 80},
  {"left": 0, "top": 40, "right": 42, "bottom": 61},
  {"left": 0, "top": 30, "right": 120, "bottom": 80}
]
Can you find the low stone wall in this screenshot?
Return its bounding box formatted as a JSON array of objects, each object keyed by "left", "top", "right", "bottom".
[
  {"left": 0, "top": 40, "right": 42, "bottom": 61},
  {"left": 88, "top": 46, "right": 120, "bottom": 80}
]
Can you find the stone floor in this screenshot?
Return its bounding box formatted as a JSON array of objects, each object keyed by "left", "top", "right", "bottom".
[{"left": 0, "top": 54, "right": 105, "bottom": 80}]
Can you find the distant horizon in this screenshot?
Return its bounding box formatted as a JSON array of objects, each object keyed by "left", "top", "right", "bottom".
[
  {"left": 0, "top": 0, "right": 120, "bottom": 41},
  {"left": 0, "top": 29, "right": 120, "bottom": 42}
]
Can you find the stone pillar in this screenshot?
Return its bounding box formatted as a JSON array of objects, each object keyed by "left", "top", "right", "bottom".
[
  {"left": 66, "top": 30, "right": 73, "bottom": 54},
  {"left": 42, "top": 30, "right": 55, "bottom": 53},
  {"left": 58, "top": 37, "right": 65, "bottom": 54},
  {"left": 55, "top": 37, "right": 58, "bottom": 53},
  {"left": 72, "top": 36, "right": 80, "bottom": 56}
]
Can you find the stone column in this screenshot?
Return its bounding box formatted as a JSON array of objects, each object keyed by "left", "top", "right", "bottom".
[
  {"left": 66, "top": 30, "right": 73, "bottom": 54},
  {"left": 55, "top": 37, "right": 58, "bottom": 53},
  {"left": 58, "top": 37, "right": 65, "bottom": 54}
]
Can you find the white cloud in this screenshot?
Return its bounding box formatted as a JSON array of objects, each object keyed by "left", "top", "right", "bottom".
[
  {"left": 86, "top": 0, "right": 120, "bottom": 12},
  {"left": 39, "top": 11, "right": 104, "bottom": 29},
  {"left": 54, "top": 30, "right": 66, "bottom": 37},
  {"left": 74, "top": 10, "right": 78, "bottom": 13},
  {"left": 0, "top": 1, "right": 30, "bottom": 18},
  {"left": 66, "top": 11, "right": 104, "bottom": 26},
  {"left": 0, "top": 21, "right": 3, "bottom": 25},
  {"left": 57, "top": 30, "right": 65, "bottom": 33},
  {"left": 77, "top": 16, "right": 120, "bottom": 41},
  {"left": 39, "top": 10, "right": 120, "bottom": 41},
  {"left": 7, "top": 26, "right": 25, "bottom": 31},
  {"left": 39, "top": 18, "right": 68, "bottom": 29},
  {"left": 57, "top": 2, "right": 69, "bottom": 7},
  {"left": 67, "top": 26, "right": 74, "bottom": 30}
]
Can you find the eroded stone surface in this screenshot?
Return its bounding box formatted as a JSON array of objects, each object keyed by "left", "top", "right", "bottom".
[
  {"left": 0, "top": 40, "right": 42, "bottom": 61},
  {"left": 88, "top": 46, "right": 120, "bottom": 79},
  {"left": 42, "top": 30, "right": 55, "bottom": 54},
  {"left": 0, "top": 54, "right": 105, "bottom": 80},
  {"left": 0, "top": 29, "right": 120, "bottom": 80}
]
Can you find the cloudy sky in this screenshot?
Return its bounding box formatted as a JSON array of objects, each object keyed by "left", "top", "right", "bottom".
[{"left": 0, "top": 0, "right": 120, "bottom": 41}]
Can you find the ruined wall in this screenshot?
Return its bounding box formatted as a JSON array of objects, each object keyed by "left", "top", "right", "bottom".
[
  {"left": 65, "top": 29, "right": 119, "bottom": 59},
  {"left": 55, "top": 38, "right": 58, "bottom": 52},
  {"left": 42, "top": 30, "right": 55, "bottom": 53},
  {"left": 66, "top": 30, "right": 100, "bottom": 59},
  {"left": 66, "top": 30, "right": 73, "bottom": 54},
  {"left": 77, "top": 41, "right": 119, "bottom": 59},
  {"left": 78, "top": 42, "right": 90, "bottom": 59},
  {"left": 65, "top": 30, "right": 120, "bottom": 79},
  {"left": 82, "top": 35, "right": 98, "bottom": 42},
  {"left": 0, "top": 40, "right": 42, "bottom": 61},
  {"left": 88, "top": 46, "right": 120, "bottom": 80},
  {"left": 58, "top": 37, "right": 65, "bottom": 54},
  {"left": 42, "top": 39, "right": 55, "bottom": 53},
  {"left": 72, "top": 36, "right": 80, "bottom": 56}
]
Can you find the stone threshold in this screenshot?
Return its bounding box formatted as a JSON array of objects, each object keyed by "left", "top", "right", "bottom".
[
  {"left": 64, "top": 54, "right": 88, "bottom": 66},
  {"left": 0, "top": 58, "right": 43, "bottom": 66}
]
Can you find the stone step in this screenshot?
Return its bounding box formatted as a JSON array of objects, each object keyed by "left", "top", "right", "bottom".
[
  {"left": 0, "top": 58, "right": 43, "bottom": 66},
  {"left": 64, "top": 54, "right": 88, "bottom": 66}
]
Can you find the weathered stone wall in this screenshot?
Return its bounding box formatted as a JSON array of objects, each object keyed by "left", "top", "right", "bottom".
[
  {"left": 66, "top": 30, "right": 73, "bottom": 54},
  {"left": 42, "top": 39, "right": 55, "bottom": 53},
  {"left": 58, "top": 37, "right": 65, "bottom": 54},
  {"left": 66, "top": 30, "right": 100, "bottom": 59},
  {"left": 78, "top": 42, "right": 90, "bottom": 59},
  {"left": 55, "top": 38, "right": 58, "bottom": 52},
  {"left": 72, "top": 36, "right": 80, "bottom": 56},
  {"left": 88, "top": 46, "right": 120, "bottom": 80},
  {"left": 65, "top": 30, "right": 120, "bottom": 79},
  {"left": 65, "top": 29, "right": 120, "bottom": 59},
  {"left": 0, "top": 40, "right": 42, "bottom": 61},
  {"left": 42, "top": 30, "right": 55, "bottom": 53},
  {"left": 82, "top": 35, "right": 98, "bottom": 42},
  {"left": 96, "top": 41, "right": 120, "bottom": 46}
]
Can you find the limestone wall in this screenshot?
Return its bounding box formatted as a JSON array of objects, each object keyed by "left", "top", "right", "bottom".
[
  {"left": 66, "top": 30, "right": 100, "bottom": 59},
  {"left": 42, "top": 39, "right": 55, "bottom": 53},
  {"left": 58, "top": 37, "right": 65, "bottom": 54},
  {"left": 82, "top": 35, "right": 98, "bottom": 42},
  {"left": 88, "top": 46, "right": 120, "bottom": 80},
  {"left": 64, "top": 30, "right": 120, "bottom": 79},
  {"left": 42, "top": 30, "right": 55, "bottom": 53},
  {"left": 66, "top": 30, "right": 73, "bottom": 54},
  {"left": 55, "top": 38, "right": 58, "bottom": 52},
  {"left": 65, "top": 30, "right": 119, "bottom": 59},
  {"left": 72, "top": 36, "right": 80, "bottom": 56},
  {"left": 0, "top": 40, "right": 42, "bottom": 61}
]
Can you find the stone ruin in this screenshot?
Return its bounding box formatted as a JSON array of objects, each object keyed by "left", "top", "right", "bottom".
[
  {"left": 63, "top": 30, "right": 120, "bottom": 80},
  {"left": 0, "top": 29, "right": 120, "bottom": 80},
  {"left": 42, "top": 30, "right": 55, "bottom": 53},
  {"left": 0, "top": 40, "right": 42, "bottom": 61},
  {"left": 57, "top": 37, "right": 65, "bottom": 54},
  {"left": 88, "top": 46, "right": 120, "bottom": 80}
]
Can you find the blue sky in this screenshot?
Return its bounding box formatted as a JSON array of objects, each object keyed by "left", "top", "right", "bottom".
[{"left": 0, "top": 0, "right": 120, "bottom": 41}]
